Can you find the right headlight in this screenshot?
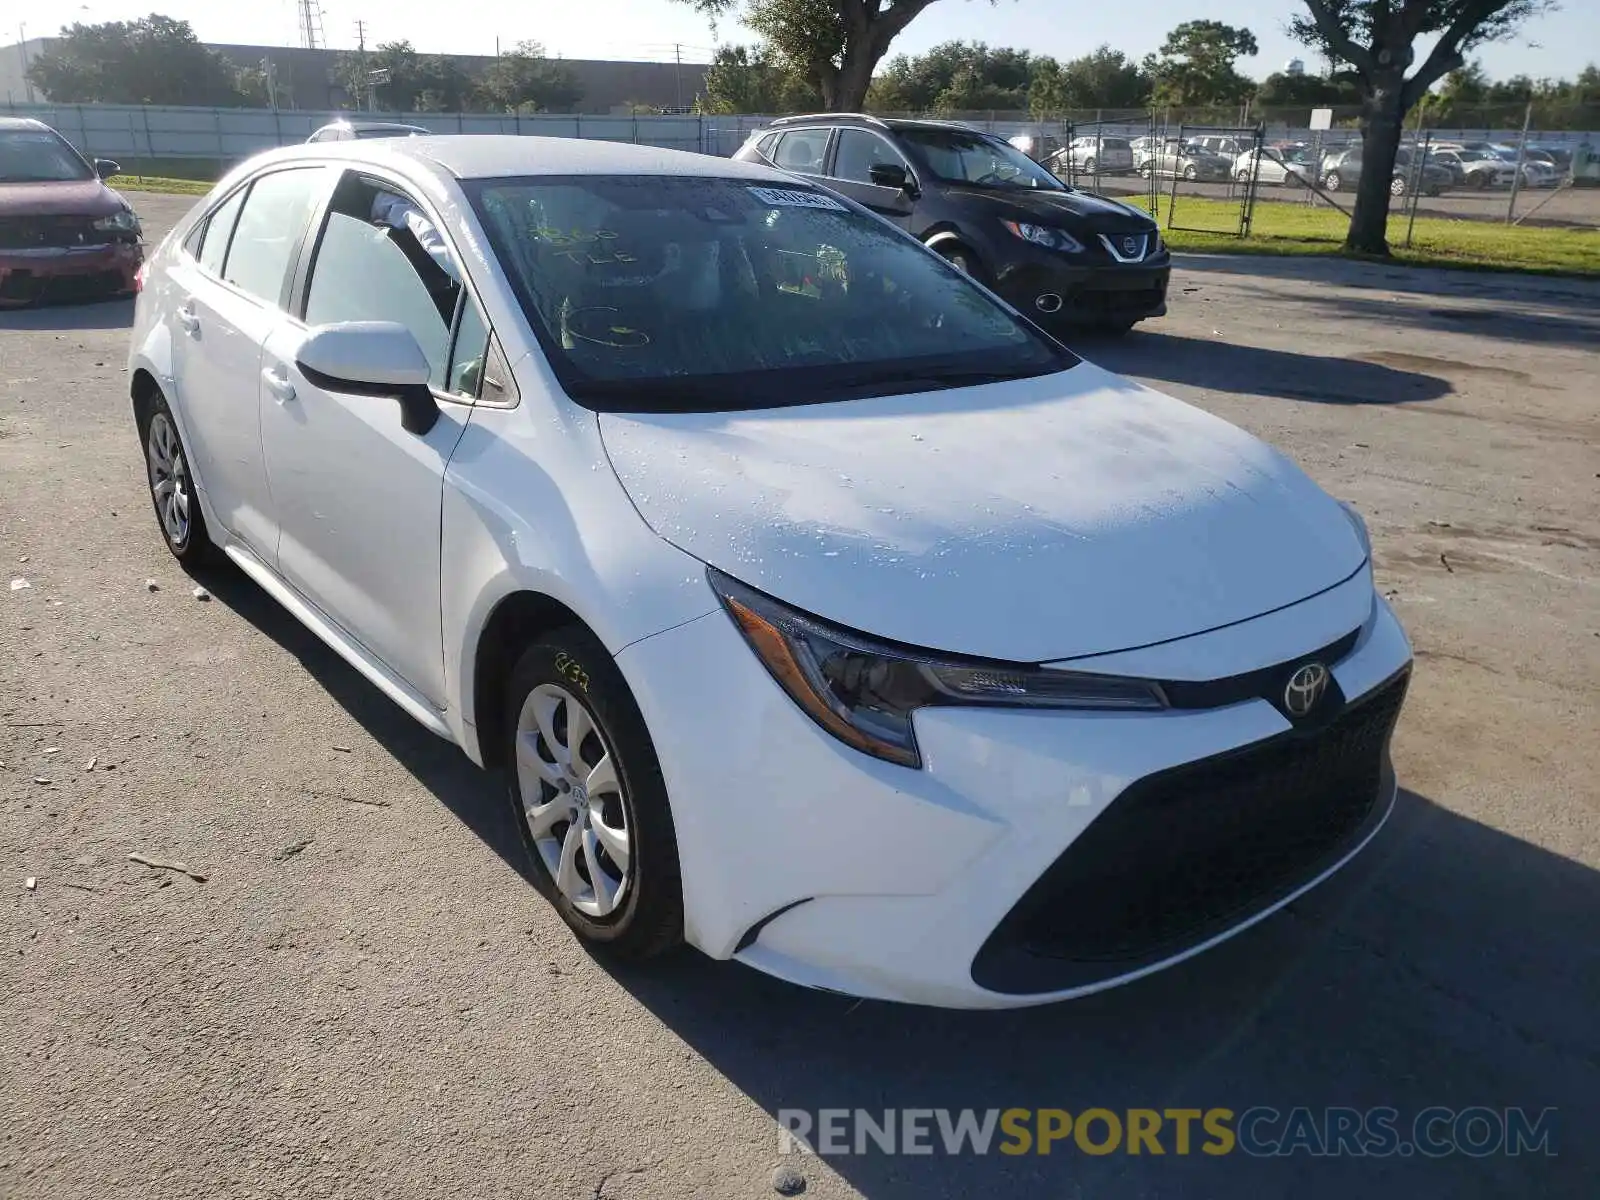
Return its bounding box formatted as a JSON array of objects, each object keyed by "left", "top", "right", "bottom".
[
  {"left": 1001, "top": 220, "right": 1085, "bottom": 255},
  {"left": 708, "top": 568, "right": 1167, "bottom": 769}
]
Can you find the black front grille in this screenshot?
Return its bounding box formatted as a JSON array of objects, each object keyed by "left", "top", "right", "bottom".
[
  {"left": 1064, "top": 286, "right": 1166, "bottom": 318},
  {"left": 0, "top": 216, "right": 103, "bottom": 250},
  {"left": 972, "top": 668, "right": 1409, "bottom": 994}
]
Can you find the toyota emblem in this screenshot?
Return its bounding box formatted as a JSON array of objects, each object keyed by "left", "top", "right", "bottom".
[{"left": 1283, "top": 663, "right": 1330, "bottom": 718}]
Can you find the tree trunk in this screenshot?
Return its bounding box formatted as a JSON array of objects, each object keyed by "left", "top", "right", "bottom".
[{"left": 1346, "top": 71, "right": 1406, "bottom": 256}]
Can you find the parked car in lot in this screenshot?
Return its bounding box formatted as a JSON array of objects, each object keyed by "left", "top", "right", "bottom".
[
  {"left": 1187, "top": 135, "right": 1249, "bottom": 159},
  {"left": 306, "top": 121, "right": 431, "bottom": 143},
  {"left": 736, "top": 114, "right": 1170, "bottom": 332},
  {"left": 1489, "top": 149, "right": 1560, "bottom": 188},
  {"left": 0, "top": 117, "right": 142, "bottom": 306},
  {"left": 1233, "top": 145, "right": 1314, "bottom": 186},
  {"left": 1319, "top": 146, "right": 1451, "bottom": 196},
  {"left": 1006, "top": 131, "right": 1067, "bottom": 163},
  {"left": 1137, "top": 139, "right": 1231, "bottom": 181},
  {"left": 1051, "top": 134, "right": 1136, "bottom": 176},
  {"left": 1428, "top": 147, "right": 1517, "bottom": 189},
  {"left": 129, "top": 134, "right": 1411, "bottom": 1008}
]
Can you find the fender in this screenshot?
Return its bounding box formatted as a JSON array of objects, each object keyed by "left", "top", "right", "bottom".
[{"left": 921, "top": 228, "right": 968, "bottom": 252}]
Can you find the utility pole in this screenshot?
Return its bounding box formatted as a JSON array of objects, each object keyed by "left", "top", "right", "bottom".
[
  {"left": 1505, "top": 99, "right": 1533, "bottom": 224},
  {"left": 674, "top": 43, "right": 683, "bottom": 113},
  {"left": 354, "top": 19, "right": 369, "bottom": 111}
]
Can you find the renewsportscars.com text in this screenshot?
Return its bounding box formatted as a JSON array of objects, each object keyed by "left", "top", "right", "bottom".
[{"left": 777, "top": 1106, "right": 1557, "bottom": 1158}]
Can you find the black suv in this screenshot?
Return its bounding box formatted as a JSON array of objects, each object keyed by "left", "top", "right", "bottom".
[{"left": 734, "top": 114, "right": 1169, "bottom": 333}]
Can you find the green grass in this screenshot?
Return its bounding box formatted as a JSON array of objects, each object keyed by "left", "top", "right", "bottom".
[
  {"left": 110, "top": 174, "right": 213, "bottom": 196},
  {"left": 1131, "top": 194, "right": 1600, "bottom": 275}
]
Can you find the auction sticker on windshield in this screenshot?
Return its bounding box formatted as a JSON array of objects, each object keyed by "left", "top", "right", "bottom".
[{"left": 748, "top": 187, "right": 846, "bottom": 211}]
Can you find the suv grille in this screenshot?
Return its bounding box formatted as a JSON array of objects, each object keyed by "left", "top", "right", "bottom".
[{"left": 972, "top": 668, "right": 1409, "bottom": 994}]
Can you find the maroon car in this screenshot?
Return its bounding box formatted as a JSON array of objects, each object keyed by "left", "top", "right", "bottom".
[{"left": 0, "top": 117, "right": 143, "bottom": 306}]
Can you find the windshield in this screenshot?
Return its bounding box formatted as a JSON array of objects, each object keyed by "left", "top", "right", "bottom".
[
  {"left": 467, "top": 175, "right": 1074, "bottom": 412},
  {"left": 0, "top": 129, "right": 94, "bottom": 183},
  {"left": 893, "top": 127, "right": 1065, "bottom": 190}
]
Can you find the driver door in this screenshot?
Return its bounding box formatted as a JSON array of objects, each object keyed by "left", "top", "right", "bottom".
[
  {"left": 824, "top": 128, "right": 917, "bottom": 227},
  {"left": 257, "top": 174, "right": 489, "bottom": 706}
]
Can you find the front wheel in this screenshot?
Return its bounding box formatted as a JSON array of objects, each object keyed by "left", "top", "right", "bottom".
[
  {"left": 1182, "top": 164, "right": 1198, "bottom": 181},
  {"left": 503, "top": 631, "right": 683, "bottom": 960},
  {"left": 936, "top": 243, "right": 986, "bottom": 283},
  {"left": 1323, "top": 172, "right": 1343, "bottom": 192},
  {"left": 1082, "top": 157, "right": 1097, "bottom": 174},
  {"left": 1390, "top": 174, "right": 1408, "bottom": 197}
]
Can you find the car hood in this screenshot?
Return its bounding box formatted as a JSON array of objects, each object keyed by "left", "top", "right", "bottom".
[
  {"left": 0, "top": 178, "right": 124, "bottom": 218},
  {"left": 938, "top": 185, "right": 1154, "bottom": 232},
  {"left": 600, "top": 363, "right": 1367, "bottom": 663}
]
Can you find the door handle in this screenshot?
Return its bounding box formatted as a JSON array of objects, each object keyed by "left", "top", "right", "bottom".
[
  {"left": 175, "top": 305, "right": 200, "bottom": 335},
  {"left": 262, "top": 366, "right": 297, "bottom": 404}
]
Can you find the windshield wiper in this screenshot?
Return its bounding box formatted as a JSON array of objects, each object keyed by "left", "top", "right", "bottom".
[{"left": 880, "top": 364, "right": 1062, "bottom": 390}]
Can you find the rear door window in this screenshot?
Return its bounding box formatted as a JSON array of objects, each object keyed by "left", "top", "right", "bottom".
[
  {"left": 772, "top": 130, "right": 829, "bottom": 175},
  {"left": 223, "top": 168, "right": 325, "bottom": 305},
  {"left": 194, "top": 187, "right": 246, "bottom": 275}
]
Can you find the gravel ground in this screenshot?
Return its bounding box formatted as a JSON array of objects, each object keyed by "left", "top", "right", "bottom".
[{"left": 2, "top": 193, "right": 1597, "bottom": 1200}]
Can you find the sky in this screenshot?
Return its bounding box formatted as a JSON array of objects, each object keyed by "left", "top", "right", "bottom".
[{"left": 16, "top": 0, "right": 1598, "bottom": 82}]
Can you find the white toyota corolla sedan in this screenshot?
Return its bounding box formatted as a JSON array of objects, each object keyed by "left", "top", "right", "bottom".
[{"left": 129, "top": 136, "right": 1412, "bottom": 1008}]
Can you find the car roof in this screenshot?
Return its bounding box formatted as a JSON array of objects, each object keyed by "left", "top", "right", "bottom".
[
  {"left": 245, "top": 134, "right": 795, "bottom": 183},
  {"left": 317, "top": 120, "right": 430, "bottom": 133},
  {"left": 0, "top": 117, "right": 51, "bottom": 132}
]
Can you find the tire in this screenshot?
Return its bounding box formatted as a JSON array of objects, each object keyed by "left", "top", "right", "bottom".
[
  {"left": 1138, "top": 163, "right": 1153, "bottom": 178},
  {"left": 1468, "top": 172, "right": 1488, "bottom": 190},
  {"left": 136, "top": 389, "right": 215, "bottom": 566},
  {"left": 1083, "top": 157, "right": 1097, "bottom": 174},
  {"left": 502, "top": 630, "right": 683, "bottom": 960},
  {"left": 1235, "top": 169, "right": 1251, "bottom": 184},
  {"left": 1182, "top": 164, "right": 1198, "bottom": 181},
  {"left": 1098, "top": 319, "right": 1139, "bottom": 336},
  {"left": 1323, "top": 172, "right": 1343, "bottom": 192},
  {"left": 1390, "top": 175, "right": 1408, "bottom": 197},
  {"left": 937, "top": 243, "right": 986, "bottom": 283}
]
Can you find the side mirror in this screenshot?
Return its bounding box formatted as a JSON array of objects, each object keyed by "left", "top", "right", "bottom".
[
  {"left": 868, "top": 162, "right": 913, "bottom": 193},
  {"left": 294, "top": 321, "right": 440, "bottom": 435},
  {"left": 94, "top": 158, "right": 120, "bottom": 179}
]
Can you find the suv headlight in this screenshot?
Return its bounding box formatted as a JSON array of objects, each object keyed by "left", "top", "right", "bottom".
[
  {"left": 709, "top": 568, "right": 1167, "bottom": 768},
  {"left": 1001, "top": 220, "right": 1085, "bottom": 254},
  {"left": 93, "top": 208, "right": 140, "bottom": 234}
]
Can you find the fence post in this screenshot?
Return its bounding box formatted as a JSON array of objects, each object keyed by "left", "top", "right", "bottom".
[
  {"left": 214, "top": 107, "right": 225, "bottom": 159},
  {"left": 1404, "top": 132, "right": 1428, "bottom": 249},
  {"left": 576, "top": 113, "right": 583, "bottom": 141},
  {"left": 1506, "top": 100, "right": 1532, "bottom": 223},
  {"left": 141, "top": 105, "right": 155, "bottom": 167}
]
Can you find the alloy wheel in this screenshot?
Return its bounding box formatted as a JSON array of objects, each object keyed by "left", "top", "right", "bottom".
[
  {"left": 146, "top": 412, "right": 190, "bottom": 548},
  {"left": 514, "top": 682, "right": 631, "bottom": 918}
]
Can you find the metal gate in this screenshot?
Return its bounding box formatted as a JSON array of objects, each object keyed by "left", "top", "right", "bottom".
[
  {"left": 1055, "top": 113, "right": 1160, "bottom": 216},
  {"left": 1161, "top": 122, "right": 1266, "bottom": 236}
]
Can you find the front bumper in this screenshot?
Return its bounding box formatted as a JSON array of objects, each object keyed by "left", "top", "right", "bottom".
[
  {"left": 992, "top": 244, "right": 1170, "bottom": 327},
  {"left": 0, "top": 241, "right": 142, "bottom": 307},
  {"left": 616, "top": 580, "right": 1412, "bottom": 1009}
]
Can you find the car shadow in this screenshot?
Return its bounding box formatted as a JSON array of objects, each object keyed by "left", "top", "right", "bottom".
[
  {"left": 1172, "top": 252, "right": 1600, "bottom": 313},
  {"left": 605, "top": 787, "right": 1596, "bottom": 1198},
  {"left": 1191, "top": 280, "right": 1600, "bottom": 350},
  {"left": 184, "top": 557, "right": 537, "bottom": 887},
  {"left": 188, "top": 560, "right": 1595, "bottom": 1197},
  {"left": 0, "top": 297, "right": 135, "bottom": 332},
  {"left": 1071, "top": 329, "right": 1453, "bottom": 404}
]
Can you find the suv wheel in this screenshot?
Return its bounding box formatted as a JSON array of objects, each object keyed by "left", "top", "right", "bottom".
[
  {"left": 1323, "top": 171, "right": 1343, "bottom": 192},
  {"left": 503, "top": 630, "right": 683, "bottom": 959},
  {"left": 1389, "top": 174, "right": 1408, "bottom": 197},
  {"left": 1182, "top": 163, "right": 1198, "bottom": 181},
  {"left": 936, "top": 243, "right": 984, "bottom": 281}
]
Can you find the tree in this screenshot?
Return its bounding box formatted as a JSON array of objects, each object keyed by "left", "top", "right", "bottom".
[
  {"left": 679, "top": 0, "right": 992, "bottom": 111},
  {"left": 1145, "top": 21, "right": 1259, "bottom": 108},
  {"left": 477, "top": 41, "right": 583, "bottom": 113},
  {"left": 1027, "top": 45, "right": 1151, "bottom": 114},
  {"left": 26, "top": 14, "right": 253, "bottom": 106},
  {"left": 1254, "top": 68, "right": 1362, "bottom": 108},
  {"left": 1290, "top": 0, "right": 1557, "bottom": 256},
  {"left": 702, "top": 44, "right": 821, "bottom": 112},
  {"left": 868, "top": 41, "right": 1031, "bottom": 112}
]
